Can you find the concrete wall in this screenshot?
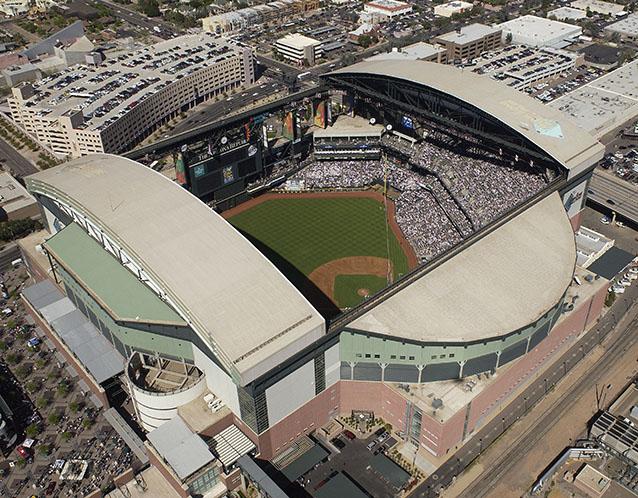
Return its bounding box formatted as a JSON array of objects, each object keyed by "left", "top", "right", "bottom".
[
  {"left": 258, "top": 382, "right": 341, "bottom": 460},
  {"left": 192, "top": 344, "right": 241, "bottom": 416},
  {"left": 265, "top": 358, "right": 316, "bottom": 426}
]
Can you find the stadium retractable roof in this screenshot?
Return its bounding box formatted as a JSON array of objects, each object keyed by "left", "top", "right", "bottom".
[
  {"left": 26, "top": 155, "right": 325, "bottom": 386},
  {"left": 329, "top": 60, "right": 605, "bottom": 177},
  {"left": 350, "top": 192, "right": 576, "bottom": 342}
]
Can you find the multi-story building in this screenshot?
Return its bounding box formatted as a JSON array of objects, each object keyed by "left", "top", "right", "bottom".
[
  {"left": 433, "top": 23, "right": 501, "bottom": 62},
  {"left": 8, "top": 33, "right": 254, "bottom": 158},
  {"left": 495, "top": 15, "right": 583, "bottom": 48},
  {"left": 471, "top": 44, "right": 582, "bottom": 90},
  {"left": 202, "top": 0, "right": 319, "bottom": 34},
  {"left": 366, "top": 42, "right": 448, "bottom": 63},
  {"left": 604, "top": 13, "right": 638, "bottom": 42},
  {"left": 434, "top": 0, "right": 473, "bottom": 18},
  {"left": 571, "top": 0, "right": 625, "bottom": 17},
  {"left": 274, "top": 33, "right": 323, "bottom": 65},
  {"left": 363, "top": 0, "right": 412, "bottom": 19}
]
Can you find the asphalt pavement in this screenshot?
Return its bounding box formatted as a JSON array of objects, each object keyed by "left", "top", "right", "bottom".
[{"left": 0, "top": 136, "right": 37, "bottom": 177}]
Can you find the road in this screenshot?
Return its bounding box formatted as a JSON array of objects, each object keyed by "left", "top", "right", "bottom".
[
  {"left": 0, "top": 136, "right": 38, "bottom": 177},
  {"left": 589, "top": 169, "right": 638, "bottom": 224},
  {"left": 164, "top": 80, "right": 287, "bottom": 138},
  {"left": 93, "top": 0, "right": 181, "bottom": 37},
  {"left": 412, "top": 290, "right": 637, "bottom": 497}
]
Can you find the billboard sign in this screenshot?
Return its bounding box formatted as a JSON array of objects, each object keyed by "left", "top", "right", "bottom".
[
  {"left": 222, "top": 165, "right": 234, "bottom": 184},
  {"left": 175, "top": 153, "right": 187, "bottom": 185},
  {"left": 327, "top": 101, "right": 333, "bottom": 126},
  {"left": 562, "top": 180, "right": 586, "bottom": 219},
  {"left": 402, "top": 116, "right": 413, "bottom": 129},
  {"left": 193, "top": 164, "right": 206, "bottom": 178},
  {"left": 345, "top": 94, "right": 354, "bottom": 117},
  {"left": 314, "top": 100, "right": 326, "bottom": 129},
  {"left": 282, "top": 112, "right": 295, "bottom": 141}
]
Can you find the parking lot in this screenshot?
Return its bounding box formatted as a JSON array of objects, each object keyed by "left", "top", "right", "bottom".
[{"left": 0, "top": 261, "right": 141, "bottom": 497}]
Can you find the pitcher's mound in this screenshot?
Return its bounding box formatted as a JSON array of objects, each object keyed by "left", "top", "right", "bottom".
[{"left": 357, "top": 288, "right": 370, "bottom": 296}]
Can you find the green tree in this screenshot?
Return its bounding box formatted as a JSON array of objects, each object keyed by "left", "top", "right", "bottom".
[
  {"left": 47, "top": 371, "right": 59, "bottom": 380},
  {"left": 605, "top": 290, "right": 616, "bottom": 307},
  {"left": 48, "top": 413, "right": 60, "bottom": 424},
  {"left": 15, "top": 366, "right": 27, "bottom": 379},
  {"left": 26, "top": 381, "right": 38, "bottom": 394},
  {"left": 36, "top": 358, "right": 46, "bottom": 368},
  {"left": 82, "top": 418, "right": 93, "bottom": 429},
  {"left": 16, "top": 458, "right": 26, "bottom": 468},
  {"left": 61, "top": 431, "right": 72, "bottom": 441},
  {"left": 69, "top": 401, "right": 80, "bottom": 413},
  {"left": 358, "top": 34, "right": 372, "bottom": 48},
  {"left": 57, "top": 384, "right": 69, "bottom": 397},
  {"left": 37, "top": 397, "right": 47, "bottom": 409},
  {"left": 39, "top": 443, "right": 49, "bottom": 456},
  {"left": 139, "top": 0, "right": 160, "bottom": 16},
  {"left": 5, "top": 353, "right": 16, "bottom": 365},
  {"left": 26, "top": 423, "right": 39, "bottom": 437},
  {"left": 0, "top": 340, "right": 5, "bottom": 352}
]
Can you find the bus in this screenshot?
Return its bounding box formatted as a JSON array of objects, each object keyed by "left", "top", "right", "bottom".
[{"left": 297, "top": 71, "right": 311, "bottom": 80}]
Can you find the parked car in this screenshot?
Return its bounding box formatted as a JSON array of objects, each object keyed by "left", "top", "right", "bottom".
[
  {"left": 330, "top": 437, "right": 345, "bottom": 449},
  {"left": 343, "top": 430, "right": 356, "bottom": 440}
]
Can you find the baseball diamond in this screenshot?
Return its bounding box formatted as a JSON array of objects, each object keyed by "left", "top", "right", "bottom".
[{"left": 225, "top": 191, "right": 415, "bottom": 315}]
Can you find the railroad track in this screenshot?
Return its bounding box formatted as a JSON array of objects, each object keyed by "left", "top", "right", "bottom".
[{"left": 457, "top": 312, "right": 638, "bottom": 498}]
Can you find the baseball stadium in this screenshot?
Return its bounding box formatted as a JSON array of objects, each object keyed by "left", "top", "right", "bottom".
[{"left": 17, "top": 59, "right": 608, "bottom": 496}]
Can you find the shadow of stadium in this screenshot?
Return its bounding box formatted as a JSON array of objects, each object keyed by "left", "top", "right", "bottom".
[{"left": 235, "top": 228, "right": 342, "bottom": 320}]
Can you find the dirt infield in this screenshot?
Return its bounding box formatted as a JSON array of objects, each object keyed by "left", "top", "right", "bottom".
[
  {"left": 305, "top": 256, "right": 392, "bottom": 308},
  {"left": 222, "top": 190, "right": 419, "bottom": 269}
]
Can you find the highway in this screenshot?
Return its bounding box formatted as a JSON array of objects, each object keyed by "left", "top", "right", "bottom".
[
  {"left": 589, "top": 169, "right": 638, "bottom": 224},
  {"left": 0, "top": 136, "right": 38, "bottom": 177},
  {"left": 412, "top": 293, "right": 637, "bottom": 497}
]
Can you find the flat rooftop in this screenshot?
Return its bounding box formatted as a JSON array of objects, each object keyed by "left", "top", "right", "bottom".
[
  {"left": 436, "top": 23, "right": 500, "bottom": 44},
  {"left": 471, "top": 44, "right": 577, "bottom": 87},
  {"left": 147, "top": 416, "right": 215, "bottom": 481},
  {"left": 178, "top": 391, "right": 232, "bottom": 434},
  {"left": 350, "top": 192, "right": 576, "bottom": 343},
  {"left": 496, "top": 15, "right": 582, "bottom": 41},
  {"left": 572, "top": 0, "right": 625, "bottom": 14},
  {"left": 19, "top": 33, "right": 246, "bottom": 132},
  {"left": 365, "top": 0, "right": 411, "bottom": 10},
  {"left": 549, "top": 59, "right": 638, "bottom": 138},
  {"left": 105, "top": 466, "right": 181, "bottom": 498},
  {"left": 276, "top": 33, "right": 321, "bottom": 49},
  {"left": 384, "top": 264, "right": 606, "bottom": 424},
  {"left": 0, "top": 172, "right": 37, "bottom": 215},
  {"left": 26, "top": 155, "right": 325, "bottom": 385},
  {"left": 548, "top": 6, "right": 587, "bottom": 20},
  {"left": 313, "top": 114, "right": 384, "bottom": 138},
  {"left": 366, "top": 42, "right": 446, "bottom": 61},
  {"left": 330, "top": 59, "right": 605, "bottom": 175},
  {"left": 605, "top": 12, "right": 638, "bottom": 35}
]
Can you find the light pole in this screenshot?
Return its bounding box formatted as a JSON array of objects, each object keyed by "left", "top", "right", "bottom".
[
  {"left": 479, "top": 438, "right": 483, "bottom": 454},
  {"left": 524, "top": 396, "right": 528, "bottom": 411},
  {"left": 502, "top": 417, "right": 505, "bottom": 432},
  {"left": 544, "top": 378, "right": 548, "bottom": 393}
]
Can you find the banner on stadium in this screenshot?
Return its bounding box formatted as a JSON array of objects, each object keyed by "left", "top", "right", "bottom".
[
  {"left": 175, "top": 153, "right": 187, "bottom": 186},
  {"left": 345, "top": 94, "right": 354, "bottom": 117},
  {"left": 222, "top": 165, "right": 234, "bottom": 184},
  {"left": 327, "top": 101, "right": 333, "bottom": 126},
  {"left": 314, "top": 100, "right": 326, "bottom": 129},
  {"left": 282, "top": 112, "right": 295, "bottom": 141},
  {"left": 402, "top": 116, "right": 413, "bottom": 129},
  {"left": 262, "top": 124, "right": 269, "bottom": 148}
]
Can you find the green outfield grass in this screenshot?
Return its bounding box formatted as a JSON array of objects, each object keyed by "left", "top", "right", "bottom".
[
  {"left": 228, "top": 196, "right": 410, "bottom": 287},
  {"left": 334, "top": 274, "right": 387, "bottom": 309}
]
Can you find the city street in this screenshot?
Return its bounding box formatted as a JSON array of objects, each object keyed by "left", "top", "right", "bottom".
[{"left": 0, "top": 137, "right": 37, "bottom": 178}]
